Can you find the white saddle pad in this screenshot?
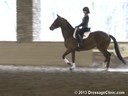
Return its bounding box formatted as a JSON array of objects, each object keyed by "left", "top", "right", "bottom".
[
  {"left": 73, "top": 28, "right": 91, "bottom": 39},
  {"left": 83, "top": 31, "right": 91, "bottom": 39}
]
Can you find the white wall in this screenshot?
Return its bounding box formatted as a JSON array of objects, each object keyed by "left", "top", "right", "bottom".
[{"left": 0, "top": 0, "right": 128, "bottom": 42}]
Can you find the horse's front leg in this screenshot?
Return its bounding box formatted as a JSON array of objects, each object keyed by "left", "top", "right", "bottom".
[
  {"left": 62, "top": 49, "right": 72, "bottom": 66},
  {"left": 62, "top": 49, "right": 76, "bottom": 70},
  {"left": 70, "top": 51, "right": 76, "bottom": 70}
]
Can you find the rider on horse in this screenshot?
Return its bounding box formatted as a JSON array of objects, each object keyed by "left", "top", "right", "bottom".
[{"left": 75, "top": 7, "right": 90, "bottom": 47}]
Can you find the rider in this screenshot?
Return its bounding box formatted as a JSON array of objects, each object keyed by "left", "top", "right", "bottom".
[{"left": 75, "top": 7, "right": 90, "bottom": 47}]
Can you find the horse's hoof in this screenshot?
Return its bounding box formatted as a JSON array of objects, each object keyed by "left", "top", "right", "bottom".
[
  {"left": 104, "top": 68, "right": 109, "bottom": 71},
  {"left": 69, "top": 67, "right": 75, "bottom": 70},
  {"left": 69, "top": 68, "right": 73, "bottom": 70},
  {"left": 69, "top": 66, "right": 76, "bottom": 70}
]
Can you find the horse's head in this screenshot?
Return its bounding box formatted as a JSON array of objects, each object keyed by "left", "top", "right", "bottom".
[
  {"left": 50, "top": 15, "right": 74, "bottom": 39},
  {"left": 49, "top": 15, "right": 62, "bottom": 30}
]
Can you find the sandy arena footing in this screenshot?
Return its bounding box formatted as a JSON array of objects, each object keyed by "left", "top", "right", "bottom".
[{"left": 0, "top": 65, "right": 128, "bottom": 73}]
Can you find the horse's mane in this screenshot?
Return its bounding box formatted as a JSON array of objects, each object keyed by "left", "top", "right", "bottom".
[{"left": 61, "top": 17, "right": 74, "bottom": 30}]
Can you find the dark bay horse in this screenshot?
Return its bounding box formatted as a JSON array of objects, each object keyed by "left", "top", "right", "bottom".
[{"left": 50, "top": 15, "right": 126, "bottom": 70}]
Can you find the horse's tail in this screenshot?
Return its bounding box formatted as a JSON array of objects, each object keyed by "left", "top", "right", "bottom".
[{"left": 109, "top": 35, "right": 126, "bottom": 64}]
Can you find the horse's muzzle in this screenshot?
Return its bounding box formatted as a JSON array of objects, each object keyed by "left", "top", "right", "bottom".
[{"left": 49, "top": 26, "right": 54, "bottom": 30}]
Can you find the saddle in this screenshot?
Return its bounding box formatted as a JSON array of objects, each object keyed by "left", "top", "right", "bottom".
[{"left": 73, "top": 28, "right": 91, "bottom": 39}]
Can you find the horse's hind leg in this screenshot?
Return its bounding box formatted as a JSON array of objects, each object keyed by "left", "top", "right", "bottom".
[
  {"left": 101, "top": 51, "right": 111, "bottom": 69},
  {"left": 97, "top": 38, "right": 111, "bottom": 69},
  {"left": 98, "top": 46, "right": 111, "bottom": 69},
  {"left": 104, "top": 52, "right": 111, "bottom": 63}
]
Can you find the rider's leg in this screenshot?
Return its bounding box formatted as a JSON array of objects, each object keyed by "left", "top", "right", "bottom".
[{"left": 76, "top": 34, "right": 83, "bottom": 47}]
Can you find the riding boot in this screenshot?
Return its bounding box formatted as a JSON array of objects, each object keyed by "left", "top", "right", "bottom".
[{"left": 77, "top": 34, "right": 83, "bottom": 47}]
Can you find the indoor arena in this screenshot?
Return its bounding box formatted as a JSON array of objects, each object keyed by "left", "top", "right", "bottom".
[{"left": 0, "top": 0, "right": 128, "bottom": 96}]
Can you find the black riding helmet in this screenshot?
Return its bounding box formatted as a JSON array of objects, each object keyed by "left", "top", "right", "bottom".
[{"left": 83, "top": 7, "right": 90, "bottom": 13}]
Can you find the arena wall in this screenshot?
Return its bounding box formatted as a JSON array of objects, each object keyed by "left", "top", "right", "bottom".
[
  {"left": 0, "top": 42, "right": 127, "bottom": 67},
  {"left": 0, "top": 42, "right": 92, "bottom": 67}
]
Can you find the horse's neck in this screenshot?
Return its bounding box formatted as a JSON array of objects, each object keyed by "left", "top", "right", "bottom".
[{"left": 61, "top": 24, "right": 74, "bottom": 40}]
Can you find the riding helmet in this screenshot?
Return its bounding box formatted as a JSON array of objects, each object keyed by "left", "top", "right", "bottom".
[{"left": 83, "top": 7, "right": 90, "bottom": 13}]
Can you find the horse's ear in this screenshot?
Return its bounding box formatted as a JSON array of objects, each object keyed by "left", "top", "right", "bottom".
[{"left": 57, "top": 14, "right": 60, "bottom": 18}]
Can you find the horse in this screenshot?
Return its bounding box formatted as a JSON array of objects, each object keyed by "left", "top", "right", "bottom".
[{"left": 49, "top": 15, "right": 126, "bottom": 70}]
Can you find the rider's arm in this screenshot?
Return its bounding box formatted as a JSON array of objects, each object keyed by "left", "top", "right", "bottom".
[{"left": 77, "top": 16, "right": 89, "bottom": 28}]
